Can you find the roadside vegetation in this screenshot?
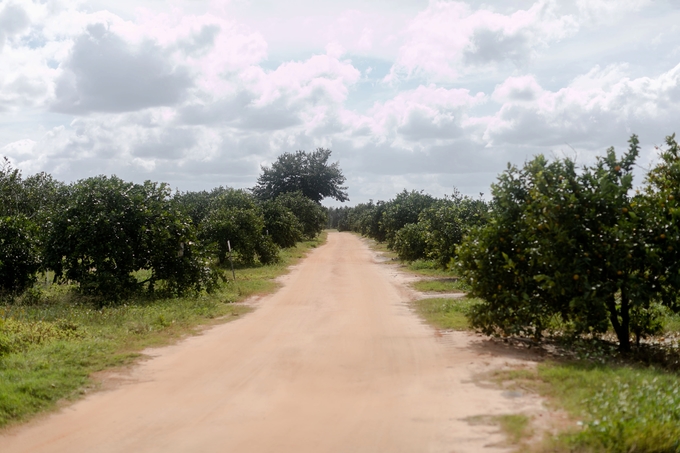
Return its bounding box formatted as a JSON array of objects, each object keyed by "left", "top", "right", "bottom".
[
  {"left": 335, "top": 134, "right": 680, "bottom": 452},
  {"left": 412, "top": 297, "right": 479, "bottom": 331},
  {"left": 0, "top": 148, "right": 343, "bottom": 428}
]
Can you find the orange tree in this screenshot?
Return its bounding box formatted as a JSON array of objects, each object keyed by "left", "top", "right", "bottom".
[
  {"left": 458, "top": 135, "right": 678, "bottom": 351},
  {"left": 45, "top": 176, "right": 214, "bottom": 299},
  {"left": 259, "top": 198, "right": 304, "bottom": 248},
  {"left": 0, "top": 159, "right": 61, "bottom": 296},
  {"left": 200, "top": 189, "right": 279, "bottom": 266},
  {"left": 418, "top": 192, "right": 489, "bottom": 268},
  {"left": 641, "top": 134, "right": 680, "bottom": 315},
  {"left": 380, "top": 190, "right": 437, "bottom": 247}
]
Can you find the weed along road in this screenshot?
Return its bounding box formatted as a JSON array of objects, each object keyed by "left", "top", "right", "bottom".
[{"left": 0, "top": 232, "right": 541, "bottom": 453}]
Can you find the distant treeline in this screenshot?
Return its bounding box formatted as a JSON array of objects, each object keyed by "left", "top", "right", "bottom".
[
  {"left": 0, "top": 148, "right": 346, "bottom": 301},
  {"left": 327, "top": 189, "right": 490, "bottom": 268}
]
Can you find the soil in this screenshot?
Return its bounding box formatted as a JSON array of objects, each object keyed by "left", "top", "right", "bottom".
[{"left": 0, "top": 232, "right": 554, "bottom": 452}]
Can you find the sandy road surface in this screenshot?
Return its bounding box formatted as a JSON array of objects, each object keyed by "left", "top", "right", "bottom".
[{"left": 0, "top": 232, "right": 546, "bottom": 453}]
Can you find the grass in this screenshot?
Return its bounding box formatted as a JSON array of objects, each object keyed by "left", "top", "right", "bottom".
[
  {"left": 0, "top": 233, "right": 326, "bottom": 429},
  {"left": 411, "top": 278, "right": 470, "bottom": 293},
  {"left": 491, "top": 359, "right": 680, "bottom": 452},
  {"left": 466, "top": 413, "right": 531, "bottom": 447},
  {"left": 497, "top": 414, "right": 532, "bottom": 445},
  {"left": 406, "top": 259, "right": 456, "bottom": 278},
  {"left": 411, "top": 297, "right": 480, "bottom": 331}
]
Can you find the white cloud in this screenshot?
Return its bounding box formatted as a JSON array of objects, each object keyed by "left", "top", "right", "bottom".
[
  {"left": 492, "top": 75, "right": 544, "bottom": 102},
  {"left": 0, "top": 2, "right": 29, "bottom": 52},
  {"left": 485, "top": 64, "right": 680, "bottom": 148},
  {"left": 388, "top": 0, "right": 578, "bottom": 82},
  {"left": 52, "top": 24, "right": 193, "bottom": 114},
  {"left": 361, "top": 85, "right": 485, "bottom": 145},
  {"left": 576, "top": 0, "right": 651, "bottom": 22}
]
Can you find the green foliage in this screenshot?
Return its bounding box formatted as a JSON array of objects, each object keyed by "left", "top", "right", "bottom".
[
  {"left": 276, "top": 191, "right": 327, "bottom": 239},
  {"left": 457, "top": 134, "right": 680, "bottom": 351},
  {"left": 260, "top": 198, "right": 304, "bottom": 248},
  {"left": 0, "top": 216, "right": 40, "bottom": 296},
  {"left": 0, "top": 157, "right": 23, "bottom": 217},
  {"left": 173, "top": 186, "right": 233, "bottom": 227},
  {"left": 253, "top": 148, "right": 348, "bottom": 203},
  {"left": 334, "top": 189, "right": 488, "bottom": 268},
  {"left": 641, "top": 134, "right": 680, "bottom": 313},
  {"left": 0, "top": 159, "right": 47, "bottom": 296},
  {"left": 333, "top": 200, "right": 387, "bottom": 241},
  {"left": 381, "top": 190, "right": 437, "bottom": 247},
  {"left": 392, "top": 222, "right": 428, "bottom": 261},
  {"left": 45, "top": 176, "right": 213, "bottom": 299},
  {"left": 419, "top": 192, "right": 489, "bottom": 268},
  {"left": 200, "top": 188, "right": 279, "bottom": 266}
]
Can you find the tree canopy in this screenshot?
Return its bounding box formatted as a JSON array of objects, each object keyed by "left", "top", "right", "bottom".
[
  {"left": 457, "top": 135, "right": 680, "bottom": 351},
  {"left": 252, "top": 148, "right": 349, "bottom": 203}
]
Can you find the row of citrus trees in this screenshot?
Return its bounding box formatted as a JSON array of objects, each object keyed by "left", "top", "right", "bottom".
[
  {"left": 0, "top": 157, "right": 329, "bottom": 301},
  {"left": 328, "top": 189, "right": 490, "bottom": 268},
  {"left": 332, "top": 134, "right": 680, "bottom": 352}
]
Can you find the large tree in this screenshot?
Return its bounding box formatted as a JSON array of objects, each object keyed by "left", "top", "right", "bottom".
[{"left": 252, "top": 148, "right": 349, "bottom": 203}]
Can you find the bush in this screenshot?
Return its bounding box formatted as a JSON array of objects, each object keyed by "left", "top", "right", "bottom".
[
  {"left": 0, "top": 317, "right": 84, "bottom": 356},
  {"left": 457, "top": 135, "right": 680, "bottom": 351},
  {"left": 276, "top": 191, "right": 327, "bottom": 239},
  {"left": 381, "top": 190, "right": 437, "bottom": 247},
  {"left": 45, "top": 176, "right": 213, "bottom": 299},
  {"left": 392, "top": 222, "right": 428, "bottom": 261},
  {"left": 420, "top": 193, "right": 489, "bottom": 268},
  {"left": 0, "top": 215, "right": 40, "bottom": 296},
  {"left": 260, "top": 199, "right": 304, "bottom": 248},
  {"left": 200, "top": 188, "right": 279, "bottom": 265}
]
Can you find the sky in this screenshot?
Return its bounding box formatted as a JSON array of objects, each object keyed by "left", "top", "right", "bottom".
[{"left": 1, "top": 0, "right": 679, "bottom": 206}]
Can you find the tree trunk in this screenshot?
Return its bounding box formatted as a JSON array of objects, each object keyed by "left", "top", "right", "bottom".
[{"left": 606, "top": 293, "right": 631, "bottom": 352}]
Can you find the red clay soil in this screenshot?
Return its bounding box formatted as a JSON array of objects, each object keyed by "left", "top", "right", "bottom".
[{"left": 0, "top": 232, "right": 548, "bottom": 453}]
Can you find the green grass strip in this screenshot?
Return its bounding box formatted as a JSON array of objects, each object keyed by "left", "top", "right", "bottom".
[{"left": 411, "top": 297, "right": 480, "bottom": 331}]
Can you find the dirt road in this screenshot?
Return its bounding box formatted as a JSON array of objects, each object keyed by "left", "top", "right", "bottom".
[{"left": 0, "top": 232, "right": 545, "bottom": 452}]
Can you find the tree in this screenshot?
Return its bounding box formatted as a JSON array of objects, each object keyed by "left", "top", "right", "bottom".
[
  {"left": 380, "top": 190, "right": 437, "bottom": 247},
  {"left": 0, "top": 158, "right": 42, "bottom": 296},
  {"left": 419, "top": 192, "right": 490, "bottom": 268},
  {"left": 457, "top": 135, "right": 675, "bottom": 351},
  {"left": 392, "top": 222, "right": 429, "bottom": 262},
  {"left": 0, "top": 215, "right": 40, "bottom": 296},
  {"left": 276, "top": 191, "right": 328, "bottom": 239},
  {"left": 45, "top": 176, "right": 214, "bottom": 299},
  {"left": 253, "top": 148, "right": 349, "bottom": 203},
  {"left": 640, "top": 134, "right": 680, "bottom": 315},
  {"left": 174, "top": 186, "right": 231, "bottom": 227},
  {"left": 200, "top": 189, "right": 279, "bottom": 266},
  {"left": 260, "top": 199, "right": 304, "bottom": 248}
]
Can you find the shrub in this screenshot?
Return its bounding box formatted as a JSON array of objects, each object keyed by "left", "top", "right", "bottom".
[
  {"left": 457, "top": 135, "right": 680, "bottom": 351},
  {"left": 380, "top": 190, "right": 436, "bottom": 247},
  {"left": 260, "top": 199, "right": 304, "bottom": 248},
  {"left": 392, "top": 222, "right": 428, "bottom": 261},
  {"left": 200, "top": 188, "right": 279, "bottom": 265},
  {"left": 0, "top": 215, "right": 40, "bottom": 296},
  {"left": 45, "top": 176, "right": 213, "bottom": 299},
  {"left": 276, "top": 191, "right": 327, "bottom": 239}
]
